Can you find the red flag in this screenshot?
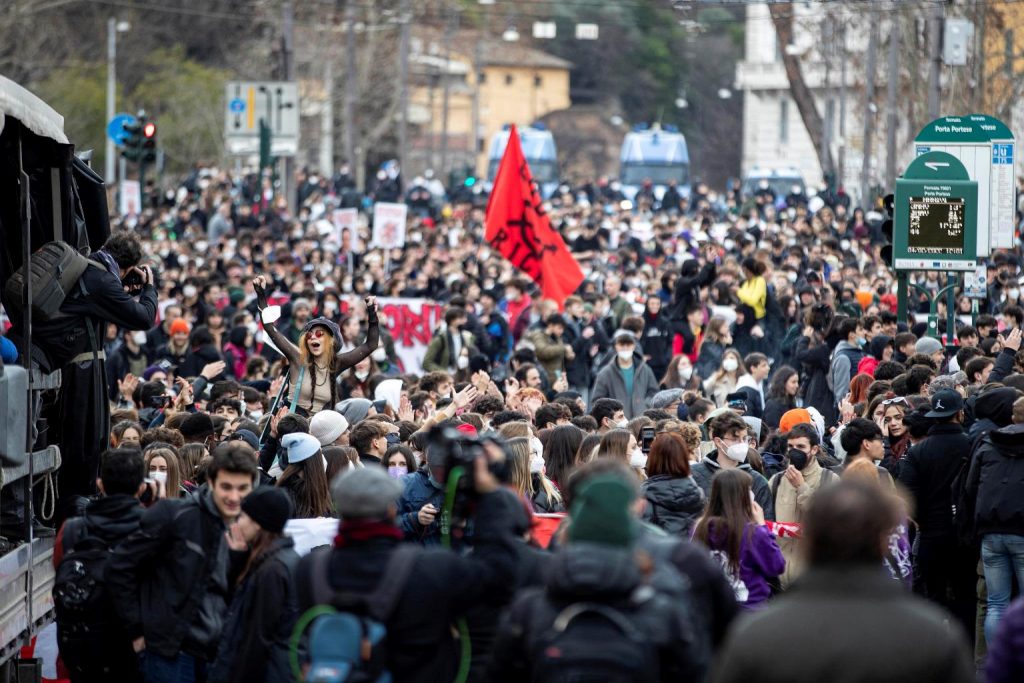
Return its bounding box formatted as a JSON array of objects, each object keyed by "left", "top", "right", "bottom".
[{"left": 484, "top": 126, "right": 583, "bottom": 308}]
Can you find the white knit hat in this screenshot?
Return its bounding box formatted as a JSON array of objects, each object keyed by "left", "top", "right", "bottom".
[{"left": 309, "top": 410, "right": 350, "bottom": 446}]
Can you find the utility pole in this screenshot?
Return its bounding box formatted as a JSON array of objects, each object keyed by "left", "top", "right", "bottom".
[
  {"left": 838, "top": 17, "right": 847, "bottom": 189},
  {"left": 928, "top": 2, "right": 943, "bottom": 119},
  {"left": 320, "top": 55, "right": 334, "bottom": 176},
  {"left": 822, "top": 15, "right": 833, "bottom": 178},
  {"left": 860, "top": 7, "right": 880, "bottom": 209},
  {"left": 282, "top": 0, "right": 295, "bottom": 210},
  {"left": 105, "top": 18, "right": 116, "bottom": 186},
  {"left": 885, "top": 9, "right": 900, "bottom": 189},
  {"left": 440, "top": 5, "right": 458, "bottom": 180},
  {"left": 344, "top": 2, "right": 357, "bottom": 181},
  {"left": 397, "top": 0, "right": 411, "bottom": 178}
]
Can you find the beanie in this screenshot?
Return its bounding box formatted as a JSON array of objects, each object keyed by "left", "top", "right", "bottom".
[
  {"left": 170, "top": 319, "right": 191, "bottom": 336},
  {"left": 374, "top": 379, "right": 403, "bottom": 413},
  {"left": 915, "top": 337, "right": 943, "bottom": 356},
  {"left": 779, "top": 408, "right": 812, "bottom": 434},
  {"left": 331, "top": 467, "right": 404, "bottom": 519},
  {"left": 281, "top": 432, "right": 321, "bottom": 464},
  {"left": 310, "top": 410, "right": 350, "bottom": 447},
  {"left": 241, "top": 486, "right": 293, "bottom": 533},
  {"left": 567, "top": 475, "right": 637, "bottom": 548}
]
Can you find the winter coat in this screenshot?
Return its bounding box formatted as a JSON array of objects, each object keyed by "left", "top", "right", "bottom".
[
  {"left": 179, "top": 343, "right": 225, "bottom": 381},
  {"left": 712, "top": 566, "right": 974, "bottom": 683},
  {"left": 986, "top": 596, "right": 1024, "bottom": 683},
  {"left": 564, "top": 315, "right": 608, "bottom": 392},
  {"left": 768, "top": 458, "right": 838, "bottom": 587},
  {"left": 964, "top": 424, "right": 1024, "bottom": 538},
  {"left": 641, "top": 311, "right": 674, "bottom": 381},
  {"left": 422, "top": 328, "right": 476, "bottom": 373},
  {"left": 691, "top": 453, "right": 775, "bottom": 521},
  {"left": 296, "top": 491, "right": 519, "bottom": 683},
  {"left": 829, "top": 341, "right": 865, "bottom": 407},
  {"left": 527, "top": 328, "right": 567, "bottom": 379},
  {"left": 641, "top": 475, "right": 706, "bottom": 537},
  {"left": 701, "top": 521, "right": 786, "bottom": 609},
  {"left": 898, "top": 422, "right": 970, "bottom": 540},
  {"left": 486, "top": 543, "right": 705, "bottom": 682},
  {"left": 667, "top": 261, "right": 716, "bottom": 323},
  {"left": 396, "top": 469, "right": 446, "bottom": 545},
  {"left": 591, "top": 359, "right": 660, "bottom": 419},
  {"left": 794, "top": 335, "right": 836, "bottom": 427},
  {"left": 105, "top": 342, "right": 150, "bottom": 400},
  {"left": 106, "top": 488, "right": 234, "bottom": 660},
  {"left": 694, "top": 340, "right": 725, "bottom": 382},
  {"left": 762, "top": 396, "right": 795, "bottom": 430},
  {"left": 209, "top": 537, "right": 299, "bottom": 683}
]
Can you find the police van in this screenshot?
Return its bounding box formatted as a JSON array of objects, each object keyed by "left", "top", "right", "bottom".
[
  {"left": 484, "top": 124, "right": 560, "bottom": 199},
  {"left": 619, "top": 124, "right": 691, "bottom": 202}
]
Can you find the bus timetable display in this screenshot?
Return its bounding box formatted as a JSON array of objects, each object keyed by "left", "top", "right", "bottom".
[{"left": 907, "top": 197, "right": 966, "bottom": 256}]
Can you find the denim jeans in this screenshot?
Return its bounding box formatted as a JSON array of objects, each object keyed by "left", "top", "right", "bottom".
[
  {"left": 981, "top": 533, "right": 1024, "bottom": 644},
  {"left": 141, "top": 651, "right": 207, "bottom": 683}
]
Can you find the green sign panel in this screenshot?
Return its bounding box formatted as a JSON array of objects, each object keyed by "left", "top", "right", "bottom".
[
  {"left": 915, "top": 114, "right": 1015, "bottom": 252},
  {"left": 894, "top": 151, "right": 978, "bottom": 272}
]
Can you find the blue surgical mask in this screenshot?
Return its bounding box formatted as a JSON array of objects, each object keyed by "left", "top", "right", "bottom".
[
  {"left": 856, "top": 336, "right": 867, "bottom": 347},
  {"left": 387, "top": 465, "right": 407, "bottom": 479}
]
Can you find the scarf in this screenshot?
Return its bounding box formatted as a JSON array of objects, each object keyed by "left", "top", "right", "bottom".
[
  {"left": 333, "top": 519, "right": 403, "bottom": 548},
  {"left": 94, "top": 250, "right": 122, "bottom": 286}
]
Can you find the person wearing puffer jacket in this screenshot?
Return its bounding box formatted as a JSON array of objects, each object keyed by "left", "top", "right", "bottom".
[{"left": 641, "top": 433, "right": 706, "bottom": 537}]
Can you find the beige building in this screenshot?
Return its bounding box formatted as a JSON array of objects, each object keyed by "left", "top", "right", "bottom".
[{"left": 408, "top": 34, "right": 571, "bottom": 179}]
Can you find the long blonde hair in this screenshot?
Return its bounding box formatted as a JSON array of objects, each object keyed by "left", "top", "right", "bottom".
[
  {"left": 145, "top": 448, "right": 183, "bottom": 498},
  {"left": 506, "top": 437, "right": 534, "bottom": 498},
  {"left": 298, "top": 330, "right": 337, "bottom": 366}
]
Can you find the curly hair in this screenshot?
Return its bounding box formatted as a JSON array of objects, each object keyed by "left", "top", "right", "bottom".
[{"left": 102, "top": 231, "right": 144, "bottom": 269}]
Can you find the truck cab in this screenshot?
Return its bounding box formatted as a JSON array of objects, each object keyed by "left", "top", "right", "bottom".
[{"left": 619, "top": 124, "right": 691, "bottom": 202}]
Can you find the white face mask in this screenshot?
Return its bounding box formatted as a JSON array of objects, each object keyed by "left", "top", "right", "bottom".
[
  {"left": 355, "top": 370, "right": 369, "bottom": 381},
  {"left": 456, "top": 355, "right": 469, "bottom": 369},
  {"left": 616, "top": 418, "right": 628, "bottom": 429},
  {"left": 245, "top": 322, "right": 258, "bottom": 336},
  {"left": 630, "top": 448, "right": 648, "bottom": 469},
  {"left": 679, "top": 366, "right": 693, "bottom": 380},
  {"left": 617, "top": 349, "right": 634, "bottom": 361},
  {"left": 150, "top": 471, "right": 168, "bottom": 484},
  {"left": 1009, "top": 289, "right": 1020, "bottom": 301},
  {"left": 725, "top": 442, "right": 749, "bottom": 463},
  {"left": 248, "top": 410, "right": 264, "bottom": 421},
  {"left": 183, "top": 285, "right": 198, "bottom": 299},
  {"left": 529, "top": 445, "right": 546, "bottom": 474},
  {"left": 371, "top": 346, "right": 388, "bottom": 362},
  {"left": 722, "top": 358, "right": 739, "bottom": 373},
  {"left": 131, "top": 331, "right": 148, "bottom": 346}
]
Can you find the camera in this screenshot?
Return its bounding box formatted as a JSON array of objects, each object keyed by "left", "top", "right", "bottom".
[
  {"left": 427, "top": 424, "right": 510, "bottom": 520},
  {"left": 123, "top": 268, "right": 144, "bottom": 288}
]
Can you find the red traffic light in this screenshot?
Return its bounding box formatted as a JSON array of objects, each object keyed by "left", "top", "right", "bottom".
[{"left": 143, "top": 122, "right": 157, "bottom": 138}]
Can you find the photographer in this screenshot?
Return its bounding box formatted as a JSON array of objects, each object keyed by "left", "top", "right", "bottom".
[
  {"left": 297, "top": 453, "right": 519, "bottom": 683},
  {"left": 4, "top": 231, "right": 157, "bottom": 534}
]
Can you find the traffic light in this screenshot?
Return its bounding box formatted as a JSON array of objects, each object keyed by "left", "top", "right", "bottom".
[
  {"left": 120, "top": 120, "right": 144, "bottom": 162},
  {"left": 141, "top": 120, "right": 157, "bottom": 164},
  {"left": 879, "top": 193, "right": 894, "bottom": 266}
]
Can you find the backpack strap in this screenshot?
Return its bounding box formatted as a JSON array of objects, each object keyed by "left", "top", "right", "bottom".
[{"left": 367, "top": 545, "right": 420, "bottom": 622}]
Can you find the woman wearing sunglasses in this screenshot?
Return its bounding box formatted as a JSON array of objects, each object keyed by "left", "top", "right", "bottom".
[
  {"left": 253, "top": 276, "right": 380, "bottom": 417},
  {"left": 877, "top": 396, "right": 911, "bottom": 474}
]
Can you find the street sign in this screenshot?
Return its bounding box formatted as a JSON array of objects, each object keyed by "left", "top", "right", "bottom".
[
  {"left": 894, "top": 151, "right": 978, "bottom": 271},
  {"left": 106, "top": 113, "right": 137, "bottom": 146},
  {"left": 224, "top": 81, "right": 299, "bottom": 156},
  {"left": 914, "top": 114, "right": 1015, "bottom": 252}
]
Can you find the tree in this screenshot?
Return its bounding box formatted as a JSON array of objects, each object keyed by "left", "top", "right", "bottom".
[
  {"left": 769, "top": 2, "right": 835, "bottom": 178},
  {"left": 34, "top": 64, "right": 110, "bottom": 168}
]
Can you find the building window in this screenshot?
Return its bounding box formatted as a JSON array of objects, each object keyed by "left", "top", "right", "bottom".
[
  {"left": 534, "top": 75, "right": 542, "bottom": 87},
  {"left": 478, "top": 72, "right": 487, "bottom": 85},
  {"left": 779, "top": 99, "right": 788, "bottom": 142},
  {"left": 505, "top": 74, "right": 514, "bottom": 85}
]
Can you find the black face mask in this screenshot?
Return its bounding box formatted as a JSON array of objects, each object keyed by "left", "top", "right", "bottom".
[{"left": 787, "top": 448, "right": 809, "bottom": 471}]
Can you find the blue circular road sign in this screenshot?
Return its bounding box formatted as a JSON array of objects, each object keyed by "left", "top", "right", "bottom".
[
  {"left": 229, "top": 98, "right": 246, "bottom": 114},
  {"left": 106, "top": 113, "right": 138, "bottom": 146}
]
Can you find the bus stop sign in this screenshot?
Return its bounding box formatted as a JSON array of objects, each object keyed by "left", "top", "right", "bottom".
[{"left": 894, "top": 151, "right": 979, "bottom": 272}]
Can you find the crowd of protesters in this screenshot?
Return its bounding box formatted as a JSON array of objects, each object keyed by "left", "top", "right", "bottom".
[{"left": 5, "top": 161, "right": 1024, "bottom": 682}]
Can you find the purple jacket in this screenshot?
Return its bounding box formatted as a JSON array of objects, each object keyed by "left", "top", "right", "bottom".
[
  {"left": 986, "top": 596, "right": 1024, "bottom": 683},
  {"left": 701, "top": 521, "right": 786, "bottom": 609}
]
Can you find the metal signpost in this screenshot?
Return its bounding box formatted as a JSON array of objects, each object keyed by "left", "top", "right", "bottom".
[
  {"left": 894, "top": 151, "right": 978, "bottom": 342},
  {"left": 224, "top": 81, "right": 299, "bottom": 158}
]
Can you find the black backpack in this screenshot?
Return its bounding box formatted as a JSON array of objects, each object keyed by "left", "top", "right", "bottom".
[
  {"left": 52, "top": 520, "right": 119, "bottom": 673},
  {"left": 3, "top": 241, "right": 100, "bottom": 321}
]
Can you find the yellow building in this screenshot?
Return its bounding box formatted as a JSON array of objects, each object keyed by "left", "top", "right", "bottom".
[{"left": 408, "top": 34, "right": 571, "bottom": 178}]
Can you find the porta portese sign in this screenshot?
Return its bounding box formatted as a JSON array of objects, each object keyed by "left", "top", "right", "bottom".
[
  {"left": 894, "top": 151, "right": 978, "bottom": 272},
  {"left": 914, "top": 114, "right": 1015, "bottom": 253}
]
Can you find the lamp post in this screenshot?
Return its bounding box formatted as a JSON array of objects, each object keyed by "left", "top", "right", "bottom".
[{"left": 105, "top": 18, "right": 130, "bottom": 185}]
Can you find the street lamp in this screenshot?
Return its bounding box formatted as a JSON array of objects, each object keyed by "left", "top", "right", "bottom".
[
  {"left": 105, "top": 18, "right": 130, "bottom": 185},
  {"left": 502, "top": 25, "right": 520, "bottom": 42}
]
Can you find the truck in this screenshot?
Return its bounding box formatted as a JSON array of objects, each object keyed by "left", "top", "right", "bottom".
[
  {"left": 619, "top": 124, "right": 691, "bottom": 202},
  {"left": 741, "top": 167, "right": 807, "bottom": 204},
  {"left": 484, "top": 124, "right": 560, "bottom": 198}
]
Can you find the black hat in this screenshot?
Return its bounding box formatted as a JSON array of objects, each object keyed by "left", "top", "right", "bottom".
[
  {"left": 925, "top": 389, "right": 964, "bottom": 419},
  {"left": 228, "top": 428, "right": 260, "bottom": 451},
  {"left": 180, "top": 412, "right": 215, "bottom": 439},
  {"left": 241, "top": 486, "right": 293, "bottom": 533},
  {"left": 302, "top": 317, "right": 341, "bottom": 345}
]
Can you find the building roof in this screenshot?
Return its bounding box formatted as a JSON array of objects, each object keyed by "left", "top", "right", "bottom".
[{"left": 478, "top": 39, "right": 573, "bottom": 70}]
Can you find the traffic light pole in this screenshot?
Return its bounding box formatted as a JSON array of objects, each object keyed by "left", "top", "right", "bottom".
[{"left": 900, "top": 272, "right": 960, "bottom": 347}]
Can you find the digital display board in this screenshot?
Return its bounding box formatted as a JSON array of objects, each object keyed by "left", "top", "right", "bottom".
[{"left": 907, "top": 196, "right": 966, "bottom": 256}]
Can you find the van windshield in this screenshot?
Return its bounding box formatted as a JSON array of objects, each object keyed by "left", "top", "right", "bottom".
[
  {"left": 621, "top": 164, "right": 689, "bottom": 186},
  {"left": 488, "top": 159, "right": 559, "bottom": 184}
]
